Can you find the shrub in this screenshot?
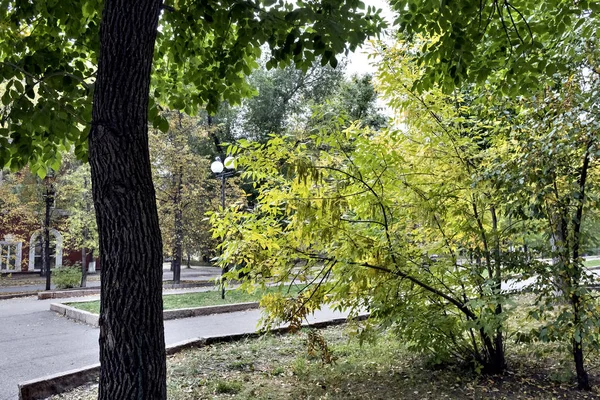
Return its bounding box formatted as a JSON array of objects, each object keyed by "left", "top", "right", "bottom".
[{"left": 53, "top": 266, "right": 81, "bottom": 289}]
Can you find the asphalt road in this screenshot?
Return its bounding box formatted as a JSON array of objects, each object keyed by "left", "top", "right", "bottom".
[{"left": 0, "top": 292, "right": 350, "bottom": 400}]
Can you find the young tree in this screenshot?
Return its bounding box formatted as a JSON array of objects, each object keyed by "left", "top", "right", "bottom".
[
  {"left": 491, "top": 76, "right": 600, "bottom": 390},
  {"left": 211, "top": 49, "right": 537, "bottom": 372},
  {"left": 390, "top": 4, "right": 600, "bottom": 389},
  {"left": 465, "top": 13, "right": 600, "bottom": 388}
]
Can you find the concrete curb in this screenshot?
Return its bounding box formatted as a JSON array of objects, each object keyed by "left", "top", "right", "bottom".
[
  {"left": 163, "top": 281, "right": 215, "bottom": 289},
  {"left": 163, "top": 302, "right": 259, "bottom": 321},
  {"left": 50, "top": 303, "right": 100, "bottom": 327},
  {"left": 39, "top": 288, "right": 100, "bottom": 300},
  {"left": 50, "top": 301, "right": 260, "bottom": 328},
  {"left": 0, "top": 292, "right": 37, "bottom": 300},
  {"left": 18, "top": 314, "right": 368, "bottom": 400},
  {"left": 19, "top": 365, "right": 100, "bottom": 400}
]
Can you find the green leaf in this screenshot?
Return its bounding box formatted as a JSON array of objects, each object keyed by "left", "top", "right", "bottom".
[
  {"left": 158, "top": 117, "right": 169, "bottom": 133},
  {"left": 329, "top": 55, "right": 338, "bottom": 68},
  {"left": 1, "top": 91, "right": 11, "bottom": 106},
  {"left": 36, "top": 167, "right": 47, "bottom": 179}
]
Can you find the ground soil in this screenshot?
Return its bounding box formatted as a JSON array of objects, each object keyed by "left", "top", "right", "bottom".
[{"left": 49, "top": 325, "right": 600, "bottom": 400}]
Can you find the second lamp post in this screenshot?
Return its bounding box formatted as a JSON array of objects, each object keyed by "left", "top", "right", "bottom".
[{"left": 210, "top": 156, "right": 236, "bottom": 299}]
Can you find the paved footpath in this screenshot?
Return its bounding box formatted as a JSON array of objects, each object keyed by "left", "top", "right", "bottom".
[
  {"left": 0, "top": 265, "right": 220, "bottom": 295},
  {"left": 0, "top": 292, "right": 350, "bottom": 400}
]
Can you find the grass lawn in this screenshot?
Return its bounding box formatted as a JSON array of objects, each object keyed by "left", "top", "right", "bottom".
[
  {"left": 50, "top": 322, "right": 600, "bottom": 400},
  {"left": 65, "top": 285, "right": 304, "bottom": 314},
  {"left": 584, "top": 259, "right": 600, "bottom": 268}
]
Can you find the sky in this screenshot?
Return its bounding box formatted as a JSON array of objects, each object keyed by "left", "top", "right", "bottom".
[{"left": 345, "top": 0, "right": 395, "bottom": 77}]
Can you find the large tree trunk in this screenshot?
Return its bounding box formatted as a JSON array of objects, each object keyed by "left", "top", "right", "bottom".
[{"left": 89, "top": 1, "right": 166, "bottom": 399}]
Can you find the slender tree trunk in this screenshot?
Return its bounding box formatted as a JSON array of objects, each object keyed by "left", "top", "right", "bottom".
[
  {"left": 186, "top": 252, "right": 191, "bottom": 268},
  {"left": 81, "top": 177, "right": 89, "bottom": 288},
  {"left": 80, "top": 243, "right": 87, "bottom": 288},
  {"left": 471, "top": 200, "right": 505, "bottom": 372},
  {"left": 489, "top": 206, "right": 506, "bottom": 373},
  {"left": 572, "top": 294, "right": 590, "bottom": 390},
  {"left": 89, "top": 1, "right": 166, "bottom": 399},
  {"left": 171, "top": 166, "right": 183, "bottom": 284},
  {"left": 570, "top": 147, "right": 591, "bottom": 390}
]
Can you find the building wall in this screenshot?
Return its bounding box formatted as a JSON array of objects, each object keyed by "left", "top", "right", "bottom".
[{"left": 0, "top": 226, "right": 99, "bottom": 272}]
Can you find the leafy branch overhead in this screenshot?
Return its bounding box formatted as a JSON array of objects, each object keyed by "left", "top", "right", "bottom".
[
  {"left": 390, "top": 0, "right": 599, "bottom": 93},
  {"left": 0, "top": 0, "right": 386, "bottom": 172}
]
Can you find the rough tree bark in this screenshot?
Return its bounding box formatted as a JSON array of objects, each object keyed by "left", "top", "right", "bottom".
[{"left": 88, "top": 0, "right": 166, "bottom": 399}]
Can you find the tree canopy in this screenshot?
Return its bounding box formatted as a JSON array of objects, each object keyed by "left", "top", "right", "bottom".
[
  {"left": 390, "top": 0, "right": 599, "bottom": 94},
  {"left": 0, "top": 0, "right": 386, "bottom": 172}
]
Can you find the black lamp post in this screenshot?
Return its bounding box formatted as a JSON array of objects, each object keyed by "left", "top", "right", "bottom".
[
  {"left": 42, "top": 172, "right": 56, "bottom": 290},
  {"left": 210, "top": 156, "right": 235, "bottom": 299}
]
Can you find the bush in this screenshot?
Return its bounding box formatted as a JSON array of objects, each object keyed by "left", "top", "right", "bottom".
[{"left": 53, "top": 266, "right": 81, "bottom": 289}]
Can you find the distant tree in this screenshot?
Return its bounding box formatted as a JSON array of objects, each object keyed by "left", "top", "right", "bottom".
[
  {"left": 55, "top": 157, "right": 98, "bottom": 287},
  {"left": 150, "top": 111, "right": 246, "bottom": 282},
  {"left": 0, "top": 170, "right": 39, "bottom": 270},
  {"left": 150, "top": 111, "right": 210, "bottom": 283},
  {"left": 313, "top": 73, "right": 387, "bottom": 130},
  {"left": 239, "top": 61, "right": 345, "bottom": 141},
  {"left": 0, "top": 167, "right": 62, "bottom": 278}
]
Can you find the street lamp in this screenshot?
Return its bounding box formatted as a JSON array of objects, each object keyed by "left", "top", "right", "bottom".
[
  {"left": 210, "top": 156, "right": 236, "bottom": 209},
  {"left": 210, "top": 156, "right": 236, "bottom": 299}
]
